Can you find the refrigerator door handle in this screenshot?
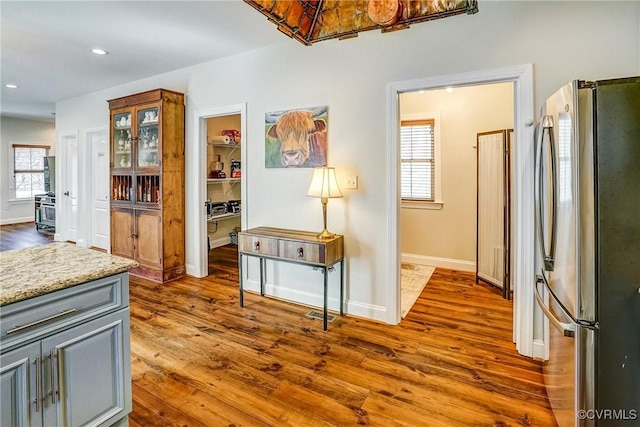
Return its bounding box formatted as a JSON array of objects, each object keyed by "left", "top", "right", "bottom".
[
  {"left": 535, "top": 115, "right": 558, "bottom": 271},
  {"left": 534, "top": 275, "right": 575, "bottom": 337}
]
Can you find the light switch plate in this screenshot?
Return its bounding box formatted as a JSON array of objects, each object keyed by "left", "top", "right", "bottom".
[{"left": 345, "top": 176, "right": 358, "bottom": 189}]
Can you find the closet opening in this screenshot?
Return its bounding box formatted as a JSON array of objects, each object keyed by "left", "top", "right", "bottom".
[{"left": 198, "top": 108, "right": 245, "bottom": 277}]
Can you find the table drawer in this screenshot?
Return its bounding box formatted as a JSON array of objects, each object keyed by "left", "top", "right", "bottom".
[
  {"left": 1, "top": 273, "right": 127, "bottom": 349},
  {"left": 238, "top": 235, "right": 278, "bottom": 257},
  {"left": 279, "top": 241, "right": 323, "bottom": 264}
]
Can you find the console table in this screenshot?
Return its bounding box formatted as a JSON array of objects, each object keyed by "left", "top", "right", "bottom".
[{"left": 237, "top": 227, "right": 344, "bottom": 331}]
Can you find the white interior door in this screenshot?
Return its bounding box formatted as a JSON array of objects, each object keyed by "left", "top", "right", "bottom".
[
  {"left": 477, "top": 130, "right": 506, "bottom": 289},
  {"left": 90, "top": 129, "right": 110, "bottom": 250},
  {"left": 62, "top": 133, "right": 79, "bottom": 242}
]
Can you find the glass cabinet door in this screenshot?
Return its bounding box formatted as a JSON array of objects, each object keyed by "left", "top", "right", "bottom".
[
  {"left": 137, "top": 107, "right": 159, "bottom": 168},
  {"left": 113, "top": 112, "right": 132, "bottom": 168}
]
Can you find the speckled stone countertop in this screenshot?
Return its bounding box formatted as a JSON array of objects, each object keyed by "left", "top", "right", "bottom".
[{"left": 0, "top": 242, "right": 138, "bottom": 306}]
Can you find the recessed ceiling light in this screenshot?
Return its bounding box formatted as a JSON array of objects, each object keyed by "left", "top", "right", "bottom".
[
  {"left": 5, "top": 84, "right": 18, "bottom": 89},
  {"left": 446, "top": 87, "right": 454, "bottom": 93},
  {"left": 91, "top": 48, "right": 109, "bottom": 56}
]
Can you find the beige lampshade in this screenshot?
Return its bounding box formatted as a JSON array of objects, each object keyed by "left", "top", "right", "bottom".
[{"left": 306, "top": 166, "right": 343, "bottom": 199}]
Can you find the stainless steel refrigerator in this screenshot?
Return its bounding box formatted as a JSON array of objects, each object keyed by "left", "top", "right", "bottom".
[{"left": 534, "top": 77, "right": 640, "bottom": 426}]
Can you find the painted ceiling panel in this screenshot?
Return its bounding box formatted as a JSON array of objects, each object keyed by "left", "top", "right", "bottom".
[{"left": 244, "top": 0, "right": 478, "bottom": 45}]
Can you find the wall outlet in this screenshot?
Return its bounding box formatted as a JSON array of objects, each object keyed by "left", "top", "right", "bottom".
[{"left": 345, "top": 176, "right": 358, "bottom": 189}]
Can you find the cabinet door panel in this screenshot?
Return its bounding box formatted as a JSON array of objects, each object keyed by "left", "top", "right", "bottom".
[
  {"left": 0, "top": 342, "right": 42, "bottom": 427},
  {"left": 135, "top": 210, "right": 162, "bottom": 269},
  {"left": 110, "top": 208, "right": 134, "bottom": 259},
  {"left": 43, "top": 310, "right": 131, "bottom": 427}
]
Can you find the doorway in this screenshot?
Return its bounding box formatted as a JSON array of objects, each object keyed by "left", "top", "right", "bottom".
[
  {"left": 191, "top": 103, "right": 247, "bottom": 279},
  {"left": 386, "top": 65, "right": 537, "bottom": 357},
  {"left": 398, "top": 83, "right": 514, "bottom": 317},
  {"left": 204, "top": 114, "right": 242, "bottom": 275}
]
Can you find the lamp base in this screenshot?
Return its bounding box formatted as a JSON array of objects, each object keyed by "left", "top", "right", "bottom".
[{"left": 317, "top": 228, "right": 335, "bottom": 240}]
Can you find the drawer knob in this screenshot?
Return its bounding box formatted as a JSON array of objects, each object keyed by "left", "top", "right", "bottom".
[
  {"left": 254, "top": 241, "right": 260, "bottom": 251},
  {"left": 297, "top": 247, "right": 304, "bottom": 258}
]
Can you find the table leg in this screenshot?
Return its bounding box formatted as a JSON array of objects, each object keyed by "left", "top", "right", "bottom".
[
  {"left": 323, "top": 266, "right": 328, "bottom": 332},
  {"left": 340, "top": 259, "right": 344, "bottom": 316},
  {"left": 259, "top": 258, "right": 265, "bottom": 296},
  {"left": 238, "top": 253, "right": 244, "bottom": 307}
]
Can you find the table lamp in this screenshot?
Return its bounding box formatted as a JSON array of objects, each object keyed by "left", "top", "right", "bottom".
[{"left": 306, "top": 165, "right": 343, "bottom": 239}]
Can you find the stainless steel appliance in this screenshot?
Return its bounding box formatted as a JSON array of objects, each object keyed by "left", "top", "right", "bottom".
[
  {"left": 534, "top": 77, "right": 640, "bottom": 426},
  {"left": 34, "top": 193, "right": 56, "bottom": 231},
  {"left": 43, "top": 155, "right": 55, "bottom": 193}
]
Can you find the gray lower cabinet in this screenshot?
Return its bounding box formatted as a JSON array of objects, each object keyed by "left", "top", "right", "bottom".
[{"left": 0, "top": 273, "right": 131, "bottom": 427}]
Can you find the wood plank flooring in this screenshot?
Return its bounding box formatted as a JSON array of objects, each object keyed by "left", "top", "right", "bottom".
[
  {"left": 0, "top": 222, "right": 54, "bottom": 251},
  {"left": 0, "top": 224, "right": 556, "bottom": 426}
]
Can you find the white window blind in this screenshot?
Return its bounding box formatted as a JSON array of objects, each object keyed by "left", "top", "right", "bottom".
[
  {"left": 13, "top": 144, "right": 49, "bottom": 199},
  {"left": 400, "top": 119, "right": 435, "bottom": 201}
]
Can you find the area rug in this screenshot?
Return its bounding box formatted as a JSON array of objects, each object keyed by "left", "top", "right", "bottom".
[{"left": 401, "top": 263, "right": 435, "bottom": 318}]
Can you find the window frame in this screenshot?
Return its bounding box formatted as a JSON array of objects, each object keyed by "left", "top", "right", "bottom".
[
  {"left": 12, "top": 144, "right": 50, "bottom": 200},
  {"left": 400, "top": 112, "right": 442, "bottom": 210}
]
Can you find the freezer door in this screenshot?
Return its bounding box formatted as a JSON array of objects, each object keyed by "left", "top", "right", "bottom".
[{"left": 535, "top": 274, "right": 577, "bottom": 427}]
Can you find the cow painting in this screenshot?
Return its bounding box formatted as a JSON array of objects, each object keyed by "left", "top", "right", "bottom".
[{"left": 265, "top": 106, "right": 328, "bottom": 168}]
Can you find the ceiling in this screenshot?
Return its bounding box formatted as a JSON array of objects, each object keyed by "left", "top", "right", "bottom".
[
  {"left": 1, "top": 1, "right": 476, "bottom": 122},
  {"left": 0, "top": 1, "right": 286, "bottom": 121}
]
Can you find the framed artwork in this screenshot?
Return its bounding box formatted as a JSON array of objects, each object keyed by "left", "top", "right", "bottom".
[{"left": 265, "top": 106, "right": 328, "bottom": 168}]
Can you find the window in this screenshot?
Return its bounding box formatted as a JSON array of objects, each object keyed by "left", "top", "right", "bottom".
[
  {"left": 400, "top": 119, "right": 435, "bottom": 201},
  {"left": 13, "top": 144, "right": 49, "bottom": 199}
]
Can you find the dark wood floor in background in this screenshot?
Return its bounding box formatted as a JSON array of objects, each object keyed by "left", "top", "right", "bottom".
[
  {"left": 0, "top": 224, "right": 556, "bottom": 426},
  {"left": 0, "top": 222, "right": 55, "bottom": 251}
]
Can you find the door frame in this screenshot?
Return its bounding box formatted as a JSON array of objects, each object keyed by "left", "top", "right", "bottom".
[
  {"left": 386, "top": 64, "right": 537, "bottom": 357},
  {"left": 187, "top": 103, "right": 247, "bottom": 278}
]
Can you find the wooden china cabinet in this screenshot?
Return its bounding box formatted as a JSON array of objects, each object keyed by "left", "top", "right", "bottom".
[{"left": 108, "top": 88, "right": 185, "bottom": 282}]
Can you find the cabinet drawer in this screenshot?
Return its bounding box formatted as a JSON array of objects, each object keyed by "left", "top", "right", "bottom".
[
  {"left": 238, "top": 235, "right": 278, "bottom": 257},
  {"left": 279, "top": 241, "right": 323, "bottom": 264},
  {"left": 1, "top": 273, "right": 128, "bottom": 352}
]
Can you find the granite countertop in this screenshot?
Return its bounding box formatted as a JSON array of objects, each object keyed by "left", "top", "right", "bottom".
[{"left": 0, "top": 242, "right": 138, "bottom": 306}]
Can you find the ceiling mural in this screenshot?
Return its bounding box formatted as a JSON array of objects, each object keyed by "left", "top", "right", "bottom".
[{"left": 244, "top": 0, "right": 478, "bottom": 45}]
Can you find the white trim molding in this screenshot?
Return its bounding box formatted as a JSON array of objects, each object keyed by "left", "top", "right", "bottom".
[
  {"left": 188, "top": 103, "right": 247, "bottom": 278},
  {"left": 401, "top": 253, "right": 475, "bottom": 272},
  {"left": 387, "top": 64, "right": 536, "bottom": 358}
]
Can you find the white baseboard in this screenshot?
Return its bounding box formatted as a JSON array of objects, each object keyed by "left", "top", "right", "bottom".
[
  {"left": 186, "top": 262, "right": 206, "bottom": 278},
  {"left": 0, "top": 216, "right": 33, "bottom": 225},
  {"left": 242, "top": 278, "right": 387, "bottom": 323},
  {"left": 532, "top": 339, "right": 547, "bottom": 361},
  {"left": 401, "top": 253, "right": 475, "bottom": 272},
  {"left": 345, "top": 300, "right": 387, "bottom": 323},
  {"left": 210, "top": 236, "right": 231, "bottom": 249}
]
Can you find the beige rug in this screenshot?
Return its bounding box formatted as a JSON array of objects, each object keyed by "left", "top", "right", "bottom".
[{"left": 401, "top": 263, "right": 435, "bottom": 318}]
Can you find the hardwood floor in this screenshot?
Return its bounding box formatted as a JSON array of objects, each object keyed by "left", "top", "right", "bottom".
[
  {"left": 0, "top": 224, "right": 556, "bottom": 426},
  {"left": 0, "top": 222, "right": 54, "bottom": 251}
]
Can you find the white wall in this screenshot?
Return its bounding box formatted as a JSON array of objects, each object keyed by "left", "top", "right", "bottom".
[
  {"left": 55, "top": 1, "right": 640, "bottom": 323},
  {"left": 0, "top": 116, "right": 55, "bottom": 224},
  {"left": 400, "top": 83, "right": 513, "bottom": 269}
]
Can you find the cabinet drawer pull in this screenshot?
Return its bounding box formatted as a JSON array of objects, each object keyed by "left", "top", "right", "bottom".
[
  {"left": 49, "top": 349, "right": 57, "bottom": 404},
  {"left": 254, "top": 241, "right": 260, "bottom": 251},
  {"left": 297, "top": 247, "right": 304, "bottom": 258},
  {"left": 34, "top": 356, "right": 42, "bottom": 412},
  {"left": 6, "top": 309, "right": 77, "bottom": 334}
]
